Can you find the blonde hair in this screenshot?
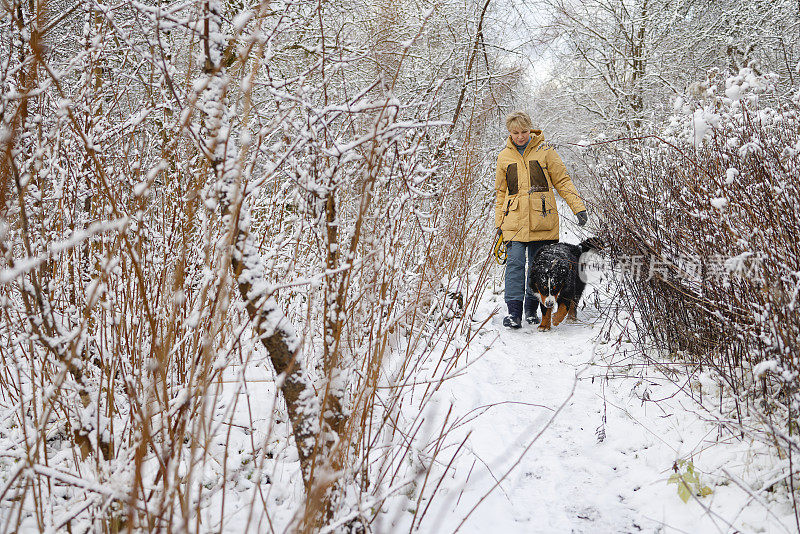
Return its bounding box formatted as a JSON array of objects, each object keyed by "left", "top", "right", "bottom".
[{"left": 505, "top": 111, "right": 533, "bottom": 131}]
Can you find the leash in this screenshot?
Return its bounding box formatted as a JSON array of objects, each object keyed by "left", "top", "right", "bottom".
[
  {"left": 492, "top": 229, "right": 507, "bottom": 265},
  {"left": 493, "top": 203, "right": 592, "bottom": 266},
  {"left": 493, "top": 190, "right": 518, "bottom": 266},
  {"left": 492, "top": 178, "right": 596, "bottom": 266}
]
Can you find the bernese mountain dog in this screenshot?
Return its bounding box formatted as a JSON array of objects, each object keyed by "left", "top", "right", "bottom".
[{"left": 528, "top": 239, "right": 601, "bottom": 331}]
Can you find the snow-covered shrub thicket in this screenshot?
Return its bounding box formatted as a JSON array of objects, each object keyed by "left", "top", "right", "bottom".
[
  {"left": 590, "top": 68, "right": 800, "bottom": 510},
  {"left": 0, "top": 0, "right": 513, "bottom": 531}
]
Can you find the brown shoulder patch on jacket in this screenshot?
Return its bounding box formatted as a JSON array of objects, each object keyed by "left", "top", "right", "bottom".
[{"left": 506, "top": 163, "right": 518, "bottom": 195}]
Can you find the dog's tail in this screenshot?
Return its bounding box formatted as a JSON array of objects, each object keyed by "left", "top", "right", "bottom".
[{"left": 579, "top": 236, "right": 604, "bottom": 254}]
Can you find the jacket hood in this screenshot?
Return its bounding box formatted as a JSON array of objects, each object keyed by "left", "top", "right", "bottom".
[{"left": 505, "top": 129, "right": 544, "bottom": 152}]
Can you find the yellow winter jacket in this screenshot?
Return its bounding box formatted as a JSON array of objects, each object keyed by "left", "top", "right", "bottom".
[{"left": 494, "top": 130, "right": 586, "bottom": 242}]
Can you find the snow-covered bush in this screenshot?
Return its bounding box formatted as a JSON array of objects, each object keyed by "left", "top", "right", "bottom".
[
  {"left": 0, "top": 1, "right": 510, "bottom": 531},
  {"left": 589, "top": 67, "right": 800, "bottom": 506}
]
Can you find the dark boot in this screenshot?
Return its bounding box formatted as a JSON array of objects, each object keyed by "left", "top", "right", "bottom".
[
  {"left": 524, "top": 296, "right": 540, "bottom": 325},
  {"left": 503, "top": 300, "right": 522, "bottom": 329}
]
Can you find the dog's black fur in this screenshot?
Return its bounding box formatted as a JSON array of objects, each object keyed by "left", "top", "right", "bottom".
[{"left": 528, "top": 238, "right": 601, "bottom": 331}]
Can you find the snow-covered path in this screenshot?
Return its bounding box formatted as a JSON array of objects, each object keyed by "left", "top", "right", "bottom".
[
  {"left": 446, "top": 304, "right": 644, "bottom": 533},
  {"left": 419, "top": 299, "right": 650, "bottom": 533},
  {"left": 384, "top": 288, "right": 796, "bottom": 534}
]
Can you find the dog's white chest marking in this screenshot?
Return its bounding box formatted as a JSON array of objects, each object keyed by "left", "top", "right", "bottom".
[{"left": 544, "top": 277, "right": 557, "bottom": 308}]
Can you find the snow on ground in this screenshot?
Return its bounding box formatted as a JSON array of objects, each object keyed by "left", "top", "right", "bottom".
[
  {"left": 178, "top": 224, "right": 796, "bottom": 534},
  {"left": 384, "top": 249, "right": 797, "bottom": 533}
]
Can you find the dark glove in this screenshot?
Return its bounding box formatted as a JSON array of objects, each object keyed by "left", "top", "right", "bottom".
[{"left": 576, "top": 210, "right": 588, "bottom": 226}]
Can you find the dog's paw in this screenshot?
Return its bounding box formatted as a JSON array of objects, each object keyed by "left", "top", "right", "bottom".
[{"left": 537, "top": 325, "right": 550, "bottom": 332}]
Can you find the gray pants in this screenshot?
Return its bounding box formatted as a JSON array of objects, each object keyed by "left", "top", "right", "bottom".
[{"left": 504, "top": 240, "right": 557, "bottom": 304}]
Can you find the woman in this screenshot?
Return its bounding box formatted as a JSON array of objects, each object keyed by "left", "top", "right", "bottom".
[{"left": 495, "top": 111, "right": 588, "bottom": 328}]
